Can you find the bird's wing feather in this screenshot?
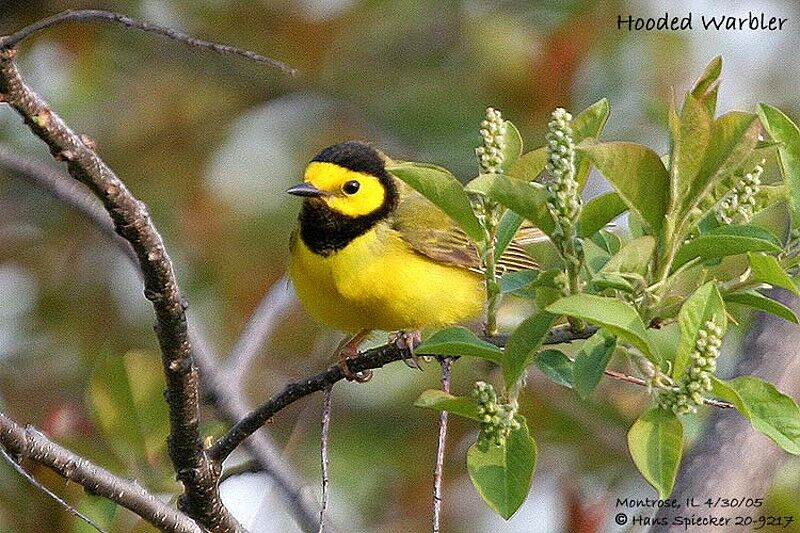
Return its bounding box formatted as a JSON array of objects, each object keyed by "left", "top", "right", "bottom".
[{"left": 389, "top": 181, "right": 543, "bottom": 274}]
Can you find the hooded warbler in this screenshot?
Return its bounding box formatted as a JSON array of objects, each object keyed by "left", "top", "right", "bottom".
[{"left": 287, "top": 141, "right": 542, "bottom": 380}]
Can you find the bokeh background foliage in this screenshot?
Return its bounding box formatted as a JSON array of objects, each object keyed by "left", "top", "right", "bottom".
[{"left": 1, "top": 1, "right": 800, "bottom": 532}]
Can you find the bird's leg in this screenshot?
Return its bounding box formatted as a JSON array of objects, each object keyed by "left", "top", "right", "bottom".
[
  {"left": 337, "top": 329, "right": 372, "bottom": 382},
  {"left": 389, "top": 330, "right": 423, "bottom": 370}
]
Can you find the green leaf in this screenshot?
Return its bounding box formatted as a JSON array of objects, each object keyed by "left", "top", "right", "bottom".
[
  {"left": 581, "top": 142, "right": 670, "bottom": 233},
  {"left": 573, "top": 98, "right": 611, "bottom": 142},
  {"left": 417, "top": 327, "right": 505, "bottom": 363},
  {"left": 590, "top": 272, "right": 636, "bottom": 293},
  {"left": 547, "top": 294, "right": 659, "bottom": 365},
  {"left": 758, "top": 104, "right": 800, "bottom": 224},
  {"left": 495, "top": 209, "right": 524, "bottom": 260},
  {"left": 500, "top": 269, "right": 540, "bottom": 295},
  {"left": 713, "top": 376, "right": 800, "bottom": 454},
  {"left": 682, "top": 112, "right": 761, "bottom": 215},
  {"left": 600, "top": 236, "right": 655, "bottom": 277},
  {"left": 672, "top": 225, "right": 783, "bottom": 270},
  {"left": 388, "top": 162, "right": 484, "bottom": 242},
  {"left": 89, "top": 350, "right": 169, "bottom": 465},
  {"left": 724, "top": 290, "right": 799, "bottom": 324},
  {"left": 627, "top": 406, "right": 684, "bottom": 499},
  {"left": 466, "top": 173, "right": 555, "bottom": 237},
  {"left": 574, "top": 332, "right": 617, "bottom": 399},
  {"left": 673, "top": 282, "right": 727, "bottom": 379},
  {"left": 501, "top": 121, "right": 524, "bottom": 171},
  {"left": 414, "top": 390, "right": 480, "bottom": 420},
  {"left": 467, "top": 416, "right": 536, "bottom": 519},
  {"left": 504, "top": 312, "right": 558, "bottom": 388},
  {"left": 748, "top": 253, "right": 800, "bottom": 295},
  {"left": 578, "top": 192, "right": 627, "bottom": 237},
  {"left": 531, "top": 349, "right": 574, "bottom": 388},
  {"left": 508, "top": 146, "right": 547, "bottom": 182},
  {"left": 572, "top": 98, "right": 611, "bottom": 187}
]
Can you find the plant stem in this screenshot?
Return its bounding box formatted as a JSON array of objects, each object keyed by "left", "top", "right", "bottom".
[
  {"left": 432, "top": 357, "right": 452, "bottom": 533},
  {"left": 479, "top": 199, "right": 502, "bottom": 337}
]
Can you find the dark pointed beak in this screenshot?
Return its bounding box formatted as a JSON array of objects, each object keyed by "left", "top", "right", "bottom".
[{"left": 286, "top": 183, "right": 326, "bottom": 198}]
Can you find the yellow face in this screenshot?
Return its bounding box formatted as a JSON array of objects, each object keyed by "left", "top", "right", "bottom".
[{"left": 303, "top": 161, "right": 386, "bottom": 217}]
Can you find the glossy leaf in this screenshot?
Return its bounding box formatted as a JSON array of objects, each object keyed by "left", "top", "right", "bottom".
[
  {"left": 501, "top": 121, "right": 524, "bottom": 171},
  {"left": 748, "top": 253, "right": 800, "bottom": 295},
  {"left": 572, "top": 98, "right": 611, "bottom": 187},
  {"left": 495, "top": 209, "right": 524, "bottom": 260},
  {"left": 416, "top": 326, "right": 504, "bottom": 363},
  {"left": 467, "top": 416, "right": 536, "bottom": 519},
  {"left": 388, "top": 162, "right": 484, "bottom": 242},
  {"left": 758, "top": 104, "right": 800, "bottom": 224},
  {"left": 578, "top": 192, "right": 627, "bottom": 237},
  {"left": 499, "top": 269, "right": 540, "bottom": 295},
  {"left": 600, "top": 236, "right": 655, "bottom": 277},
  {"left": 507, "top": 146, "right": 547, "bottom": 182},
  {"left": 673, "top": 282, "right": 727, "bottom": 379},
  {"left": 414, "top": 390, "right": 480, "bottom": 420},
  {"left": 547, "top": 294, "right": 659, "bottom": 364},
  {"left": 672, "top": 225, "right": 782, "bottom": 270},
  {"left": 713, "top": 376, "right": 800, "bottom": 454},
  {"left": 504, "top": 312, "right": 558, "bottom": 388},
  {"left": 627, "top": 406, "right": 684, "bottom": 499},
  {"left": 531, "top": 349, "right": 574, "bottom": 388},
  {"left": 682, "top": 112, "right": 761, "bottom": 215},
  {"left": 574, "top": 332, "right": 617, "bottom": 399},
  {"left": 466, "top": 173, "right": 555, "bottom": 236},
  {"left": 590, "top": 272, "right": 636, "bottom": 293},
  {"left": 581, "top": 142, "right": 670, "bottom": 234},
  {"left": 724, "top": 290, "right": 799, "bottom": 324}
]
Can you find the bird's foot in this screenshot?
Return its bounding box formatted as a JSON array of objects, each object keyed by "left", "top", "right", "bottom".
[
  {"left": 389, "top": 330, "right": 423, "bottom": 370},
  {"left": 337, "top": 330, "right": 372, "bottom": 383}
]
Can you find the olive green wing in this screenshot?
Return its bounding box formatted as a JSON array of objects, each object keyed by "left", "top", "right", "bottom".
[{"left": 390, "top": 182, "right": 544, "bottom": 273}]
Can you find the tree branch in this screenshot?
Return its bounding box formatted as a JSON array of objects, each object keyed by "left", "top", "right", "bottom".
[
  {"left": 0, "top": 9, "right": 296, "bottom": 75},
  {"left": 0, "top": 50, "right": 239, "bottom": 532},
  {"left": 0, "top": 148, "right": 324, "bottom": 532},
  {"left": 0, "top": 447, "right": 107, "bottom": 533},
  {"left": 0, "top": 412, "right": 203, "bottom": 533},
  {"left": 208, "top": 325, "right": 598, "bottom": 464}
]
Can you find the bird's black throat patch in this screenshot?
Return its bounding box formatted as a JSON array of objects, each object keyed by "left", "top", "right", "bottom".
[{"left": 299, "top": 142, "right": 398, "bottom": 256}]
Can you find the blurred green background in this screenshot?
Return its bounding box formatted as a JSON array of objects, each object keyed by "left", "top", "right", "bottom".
[{"left": 1, "top": 1, "right": 799, "bottom": 532}]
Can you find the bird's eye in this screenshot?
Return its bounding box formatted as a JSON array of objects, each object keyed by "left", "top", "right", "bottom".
[{"left": 342, "top": 180, "right": 360, "bottom": 195}]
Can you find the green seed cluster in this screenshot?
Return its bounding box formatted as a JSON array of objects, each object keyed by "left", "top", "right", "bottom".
[
  {"left": 545, "top": 108, "right": 581, "bottom": 226},
  {"left": 472, "top": 381, "right": 520, "bottom": 448},
  {"left": 715, "top": 161, "right": 764, "bottom": 225},
  {"left": 476, "top": 107, "right": 507, "bottom": 173},
  {"left": 659, "top": 319, "right": 723, "bottom": 415}
]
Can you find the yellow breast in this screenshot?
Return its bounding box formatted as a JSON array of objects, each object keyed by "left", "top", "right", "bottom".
[{"left": 288, "top": 223, "right": 485, "bottom": 333}]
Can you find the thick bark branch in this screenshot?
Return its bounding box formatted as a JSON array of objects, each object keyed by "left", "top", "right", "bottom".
[
  {"left": 0, "top": 50, "right": 238, "bottom": 532},
  {"left": 0, "top": 148, "right": 325, "bottom": 533},
  {"left": 0, "top": 412, "right": 203, "bottom": 533}
]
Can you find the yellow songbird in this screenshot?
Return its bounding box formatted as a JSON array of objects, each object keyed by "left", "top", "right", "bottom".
[{"left": 287, "top": 141, "right": 542, "bottom": 380}]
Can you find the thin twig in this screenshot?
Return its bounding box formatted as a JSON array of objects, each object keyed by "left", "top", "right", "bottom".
[
  {"left": 318, "top": 387, "right": 333, "bottom": 533},
  {"left": 0, "top": 9, "right": 296, "bottom": 76},
  {"left": 0, "top": 447, "right": 108, "bottom": 533},
  {"left": 0, "top": 148, "right": 323, "bottom": 533},
  {"left": 0, "top": 49, "right": 239, "bottom": 532},
  {"left": 224, "top": 276, "right": 296, "bottom": 387},
  {"left": 208, "top": 325, "right": 599, "bottom": 464},
  {"left": 0, "top": 145, "right": 136, "bottom": 263},
  {"left": 602, "top": 369, "right": 734, "bottom": 409},
  {"left": 0, "top": 413, "right": 202, "bottom": 533},
  {"left": 432, "top": 357, "right": 452, "bottom": 533}
]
